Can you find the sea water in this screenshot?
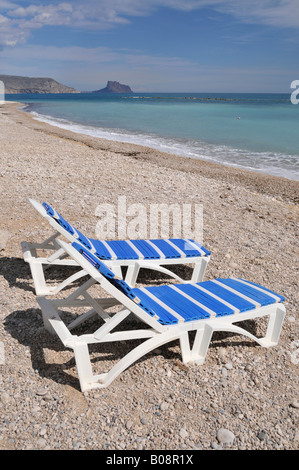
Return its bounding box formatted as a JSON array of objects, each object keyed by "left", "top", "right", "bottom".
[{"left": 6, "top": 92, "right": 299, "bottom": 181}]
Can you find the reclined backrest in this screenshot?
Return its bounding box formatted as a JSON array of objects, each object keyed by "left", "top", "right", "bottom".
[
  {"left": 71, "top": 242, "right": 158, "bottom": 320},
  {"left": 43, "top": 202, "right": 93, "bottom": 250},
  {"left": 42, "top": 201, "right": 211, "bottom": 262}
]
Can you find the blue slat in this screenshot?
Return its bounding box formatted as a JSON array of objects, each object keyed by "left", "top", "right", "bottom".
[
  {"left": 130, "top": 239, "right": 161, "bottom": 259},
  {"left": 186, "top": 239, "right": 211, "bottom": 256},
  {"left": 72, "top": 243, "right": 163, "bottom": 321},
  {"left": 42, "top": 202, "right": 55, "bottom": 217},
  {"left": 198, "top": 280, "right": 257, "bottom": 312},
  {"left": 87, "top": 239, "right": 113, "bottom": 260},
  {"left": 88, "top": 238, "right": 211, "bottom": 261},
  {"left": 106, "top": 240, "right": 139, "bottom": 260},
  {"left": 57, "top": 215, "right": 75, "bottom": 236},
  {"left": 238, "top": 279, "right": 285, "bottom": 302},
  {"left": 43, "top": 202, "right": 75, "bottom": 235},
  {"left": 145, "top": 285, "right": 210, "bottom": 321},
  {"left": 217, "top": 279, "right": 278, "bottom": 306},
  {"left": 73, "top": 243, "right": 115, "bottom": 278},
  {"left": 174, "top": 283, "right": 235, "bottom": 317},
  {"left": 149, "top": 239, "right": 182, "bottom": 258},
  {"left": 167, "top": 238, "right": 201, "bottom": 257},
  {"left": 132, "top": 288, "right": 179, "bottom": 325},
  {"left": 71, "top": 228, "right": 92, "bottom": 250}
]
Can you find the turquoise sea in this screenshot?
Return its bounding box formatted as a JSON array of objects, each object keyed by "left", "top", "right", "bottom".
[{"left": 6, "top": 92, "right": 299, "bottom": 181}]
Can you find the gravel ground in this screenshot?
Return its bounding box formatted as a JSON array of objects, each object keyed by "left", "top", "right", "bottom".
[{"left": 0, "top": 102, "right": 298, "bottom": 451}]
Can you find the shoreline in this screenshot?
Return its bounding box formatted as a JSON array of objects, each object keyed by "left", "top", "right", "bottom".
[
  {"left": 5, "top": 101, "right": 299, "bottom": 204},
  {"left": 23, "top": 99, "right": 298, "bottom": 183},
  {"left": 0, "top": 100, "right": 298, "bottom": 450}
]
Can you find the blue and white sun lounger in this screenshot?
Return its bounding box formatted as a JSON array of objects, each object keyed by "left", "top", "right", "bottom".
[
  {"left": 36, "top": 240, "right": 286, "bottom": 392},
  {"left": 22, "top": 199, "right": 211, "bottom": 295}
]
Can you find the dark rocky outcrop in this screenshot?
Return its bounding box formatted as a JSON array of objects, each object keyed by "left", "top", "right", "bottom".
[{"left": 93, "top": 80, "right": 133, "bottom": 93}]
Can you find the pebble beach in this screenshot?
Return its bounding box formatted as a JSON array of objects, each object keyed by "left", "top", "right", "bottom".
[{"left": 0, "top": 102, "right": 298, "bottom": 451}]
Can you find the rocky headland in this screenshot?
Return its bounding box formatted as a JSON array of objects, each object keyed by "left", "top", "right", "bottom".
[
  {"left": 93, "top": 80, "right": 133, "bottom": 93},
  {"left": 0, "top": 75, "right": 80, "bottom": 94}
]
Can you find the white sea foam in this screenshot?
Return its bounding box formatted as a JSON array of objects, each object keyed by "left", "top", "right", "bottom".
[{"left": 30, "top": 111, "right": 299, "bottom": 181}]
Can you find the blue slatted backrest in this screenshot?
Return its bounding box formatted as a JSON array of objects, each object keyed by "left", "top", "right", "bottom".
[
  {"left": 43, "top": 202, "right": 75, "bottom": 235},
  {"left": 72, "top": 242, "right": 157, "bottom": 320},
  {"left": 43, "top": 202, "right": 93, "bottom": 250}
]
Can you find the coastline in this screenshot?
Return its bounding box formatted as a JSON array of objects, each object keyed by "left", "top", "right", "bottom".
[
  {"left": 7, "top": 101, "right": 299, "bottom": 203},
  {"left": 0, "top": 101, "right": 298, "bottom": 450}
]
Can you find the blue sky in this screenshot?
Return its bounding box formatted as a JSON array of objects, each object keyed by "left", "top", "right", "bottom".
[{"left": 0, "top": 0, "right": 298, "bottom": 92}]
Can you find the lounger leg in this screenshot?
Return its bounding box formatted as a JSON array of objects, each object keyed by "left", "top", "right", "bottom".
[
  {"left": 191, "top": 258, "right": 209, "bottom": 283},
  {"left": 73, "top": 341, "right": 95, "bottom": 392},
  {"left": 124, "top": 263, "right": 141, "bottom": 287},
  {"left": 97, "top": 331, "right": 179, "bottom": 389},
  {"left": 259, "top": 305, "right": 286, "bottom": 347},
  {"left": 29, "top": 261, "right": 48, "bottom": 295},
  {"left": 71, "top": 329, "right": 182, "bottom": 391},
  {"left": 189, "top": 324, "right": 214, "bottom": 365},
  {"left": 179, "top": 331, "right": 192, "bottom": 363},
  {"left": 124, "top": 261, "right": 191, "bottom": 287}
]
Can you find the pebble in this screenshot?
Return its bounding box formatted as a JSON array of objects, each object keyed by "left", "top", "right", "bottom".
[
  {"left": 290, "top": 400, "right": 299, "bottom": 409},
  {"left": 258, "top": 430, "right": 267, "bottom": 441},
  {"left": 287, "top": 316, "right": 296, "bottom": 323},
  {"left": 224, "top": 362, "right": 233, "bottom": 370},
  {"left": 1, "top": 392, "right": 10, "bottom": 404},
  {"left": 37, "top": 438, "right": 47, "bottom": 448},
  {"left": 36, "top": 388, "right": 48, "bottom": 397},
  {"left": 229, "top": 261, "right": 238, "bottom": 269},
  {"left": 211, "top": 441, "right": 222, "bottom": 450},
  {"left": 221, "top": 367, "right": 228, "bottom": 378},
  {"left": 216, "top": 428, "right": 235, "bottom": 446},
  {"left": 160, "top": 402, "right": 169, "bottom": 411},
  {"left": 179, "top": 428, "right": 188, "bottom": 439}
]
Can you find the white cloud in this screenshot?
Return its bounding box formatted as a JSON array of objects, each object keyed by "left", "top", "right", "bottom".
[
  {"left": 0, "top": 12, "right": 28, "bottom": 46},
  {"left": 0, "top": 0, "right": 18, "bottom": 9},
  {"left": 209, "top": 0, "right": 299, "bottom": 28},
  {"left": 8, "top": 3, "right": 72, "bottom": 18},
  {"left": 0, "top": 1, "right": 298, "bottom": 48}
]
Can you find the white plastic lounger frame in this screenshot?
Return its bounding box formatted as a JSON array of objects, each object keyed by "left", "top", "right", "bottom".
[
  {"left": 22, "top": 199, "right": 210, "bottom": 295},
  {"left": 36, "top": 240, "right": 286, "bottom": 392}
]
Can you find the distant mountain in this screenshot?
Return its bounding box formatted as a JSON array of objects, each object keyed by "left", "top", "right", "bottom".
[
  {"left": 0, "top": 75, "right": 80, "bottom": 94},
  {"left": 93, "top": 80, "right": 133, "bottom": 93}
]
